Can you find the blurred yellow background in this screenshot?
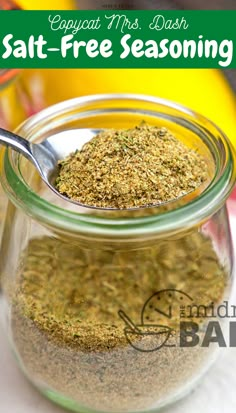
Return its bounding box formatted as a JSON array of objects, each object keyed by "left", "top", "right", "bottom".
[
  {"left": 17, "top": 0, "right": 76, "bottom": 10},
  {"left": 21, "top": 68, "right": 236, "bottom": 145}
]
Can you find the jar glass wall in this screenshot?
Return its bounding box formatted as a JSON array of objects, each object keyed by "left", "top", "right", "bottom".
[{"left": 0, "top": 95, "right": 235, "bottom": 413}]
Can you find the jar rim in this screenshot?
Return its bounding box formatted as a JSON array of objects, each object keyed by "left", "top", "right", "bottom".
[{"left": 2, "top": 93, "right": 236, "bottom": 237}]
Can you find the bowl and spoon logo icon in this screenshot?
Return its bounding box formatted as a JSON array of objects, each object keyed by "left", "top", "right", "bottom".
[{"left": 118, "top": 289, "right": 193, "bottom": 352}]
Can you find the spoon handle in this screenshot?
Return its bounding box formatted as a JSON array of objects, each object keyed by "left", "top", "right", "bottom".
[{"left": 0, "top": 127, "right": 34, "bottom": 162}]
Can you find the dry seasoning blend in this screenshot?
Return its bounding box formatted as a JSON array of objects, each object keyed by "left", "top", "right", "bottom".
[
  {"left": 12, "top": 234, "right": 227, "bottom": 411},
  {"left": 11, "top": 124, "right": 226, "bottom": 411},
  {"left": 56, "top": 124, "right": 208, "bottom": 208}
]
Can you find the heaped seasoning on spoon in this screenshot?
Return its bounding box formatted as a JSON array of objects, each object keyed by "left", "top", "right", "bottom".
[{"left": 55, "top": 123, "right": 208, "bottom": 208}]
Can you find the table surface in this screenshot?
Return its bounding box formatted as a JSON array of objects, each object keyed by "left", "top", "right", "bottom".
[{"left": 1, "top": 216, "right": 236, "bottom": 413}]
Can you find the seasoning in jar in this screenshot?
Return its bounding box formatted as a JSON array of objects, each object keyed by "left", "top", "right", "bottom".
[
  {"left": 12, "top": 231, "right": 227, "bottom": 411},
  {"left": 55, "top": 123, "right": 208, "bottom": 208},
  {"left": 10, "top": 123, "right": 226, "bottom": 411}
]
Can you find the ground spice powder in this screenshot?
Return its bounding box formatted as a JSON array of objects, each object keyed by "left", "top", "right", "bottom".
[
  {"left": 11, "top": 231, "right": 227, "bottom": 411},
  {"left": 56, "top": 124, "right": 208, "bottom": 208}
]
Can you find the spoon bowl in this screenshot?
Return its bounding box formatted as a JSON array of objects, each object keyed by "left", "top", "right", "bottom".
[{"left": 0, "top": 127, "right": 102, "bottom": 207}]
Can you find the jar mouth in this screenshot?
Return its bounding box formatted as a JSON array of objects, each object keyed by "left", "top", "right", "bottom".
[{"left": 1, "top": 94, "right": 236, "bottom": 237}]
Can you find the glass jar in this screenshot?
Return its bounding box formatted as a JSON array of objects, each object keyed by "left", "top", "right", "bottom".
[{"left": 0, "top": 94, "right": 235, "bottom": 413}]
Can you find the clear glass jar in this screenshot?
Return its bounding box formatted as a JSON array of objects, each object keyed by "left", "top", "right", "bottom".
[{"left": 0, "top": 95, "right": 235, "bottom": 413}]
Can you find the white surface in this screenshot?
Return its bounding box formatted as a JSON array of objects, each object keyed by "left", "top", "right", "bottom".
[{"left": 0, "top": 217, "right": 236, "bottom": 413}]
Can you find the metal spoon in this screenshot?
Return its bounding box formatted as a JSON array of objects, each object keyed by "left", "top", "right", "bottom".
[
  {"left": 0, "top": 127, "right": 198, "bottom": 210},
  {"left": 0, "top": 127, "right": 102, "bottom": 206}
]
